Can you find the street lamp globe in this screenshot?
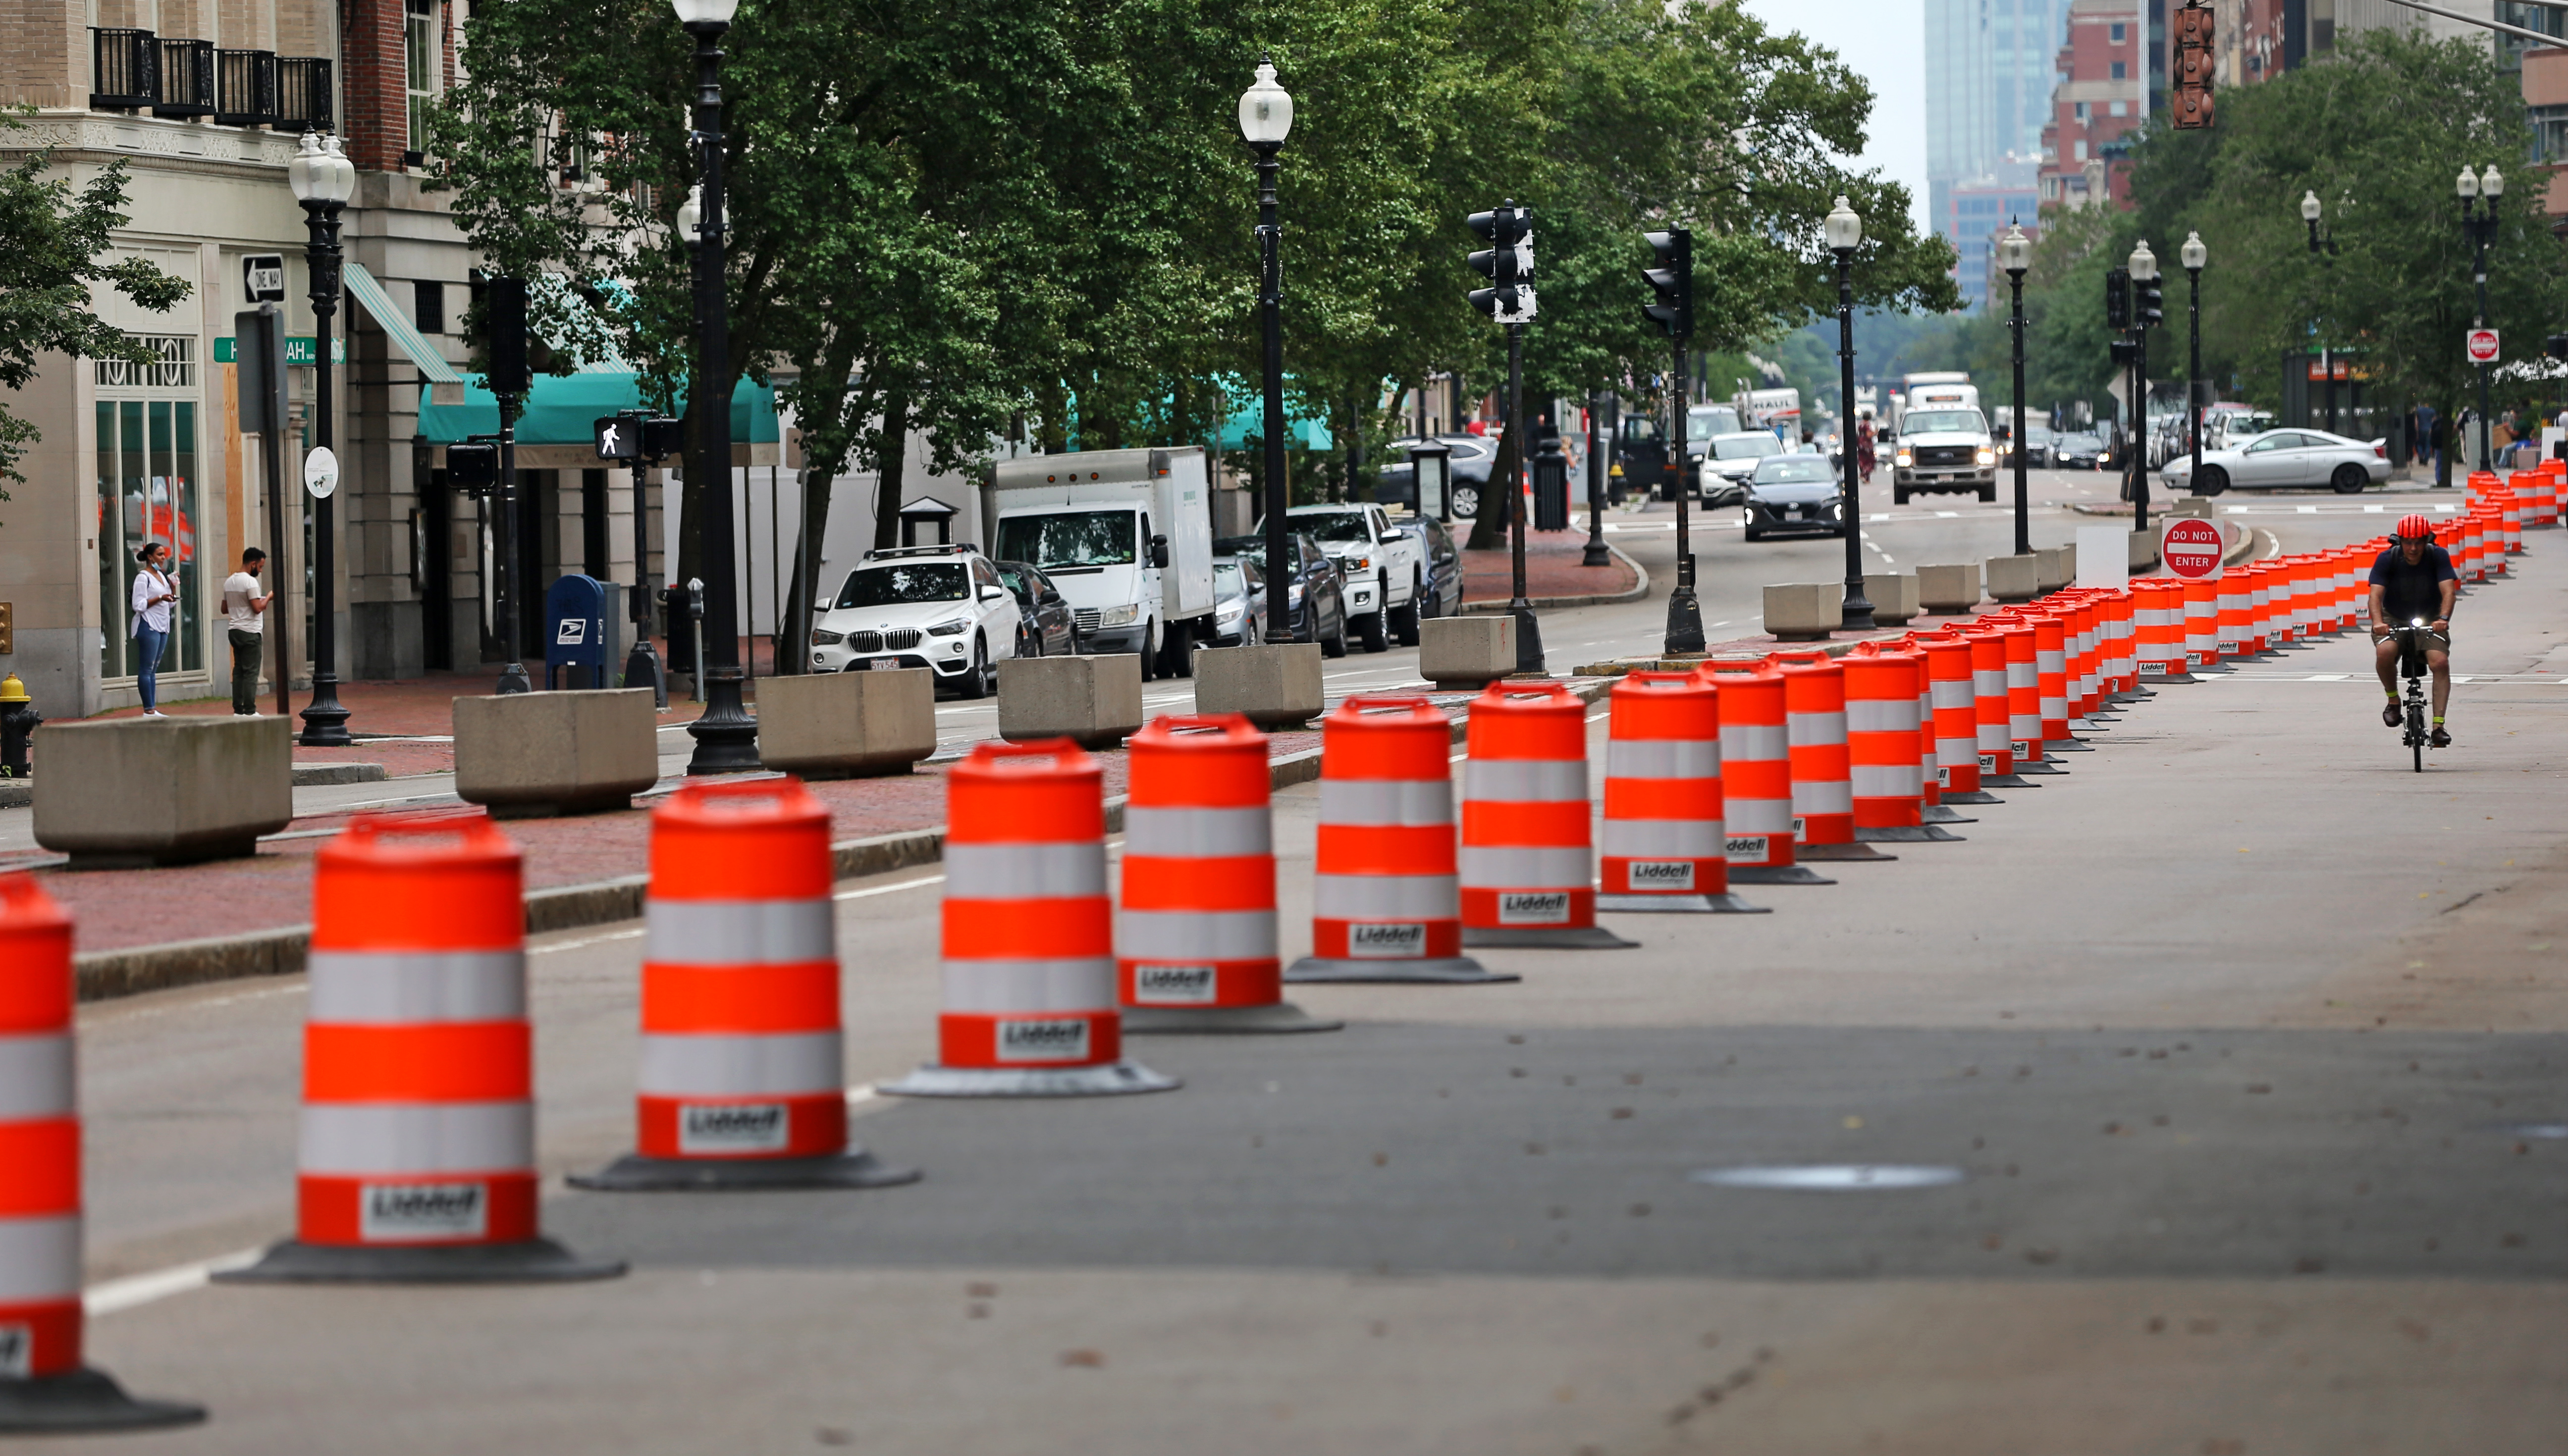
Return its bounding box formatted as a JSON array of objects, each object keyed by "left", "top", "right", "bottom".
[
  {"left": 2128, "top": 237, "right": 2158, "bottom": 281},
  {"left": 2300, "top": 190, "right": 2322, "bottom": 223},
  {"left": 2456, "top": 166, "right": 2480, "bottom": 200},
  {"left": 676, "top": 183, "right": 702, "bottom": 246},
  {"left": 1822, "top": 196, "right": 1862, "bottom": 253},
  {"left": 1238, "top": 58, "right": 1293, "bottom": 147},
  {"left": 2482, "top": 163, "right": 2506, "bottom": 199},
  {"left": 286, "top": 132, "right": 350, "bottom": 204},
  {"left": 1997, "top": 222, "right": 2033, "bottom": 277},
  {"left": 669, "top": 0, "right": 737, "bottom": 26},
  {"left": 2180, "top": 230, "right": 2207, "bottom": 272}
]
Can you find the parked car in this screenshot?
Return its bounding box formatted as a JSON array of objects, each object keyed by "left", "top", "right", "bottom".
[
  {"left": 1213, "top": 531, "right": 1350, "bottom": 657},
  {"left": 2053, "top": 431, "right": 2108, "bottom": 470},
  {"left": 2161, "top": 428, "right": 2391, "bottom": 496},
  {"left": 994, "top": 559, "right": 1078, "bottom": 658},
  {"left": 1998, "top": 421, "right": 2054, "bottom": 468},
  {"left": 1269, "top": 501, "right": 1427, "bottom": 651},
  {"left": 1391, "top": 513, "right": 1464, "bottom": 621},
  {"left": 1379, "top": 433, "right": 1498, "bottom": 520},
  {"left": 1740, "top": 454, "right": 1846, "bottom": 541},
  {"left": 1206, "top": 554, "right": 1266, "bottom": 648},
  {"left": 809, "top": 542, "right": 1021, "bottom": 698},
  {"left": 2201, "top": 405, "right": 2277, "bottom": 453},
  {"left": 1697, "top": 430, "right": 1783, "bottom": 508}
]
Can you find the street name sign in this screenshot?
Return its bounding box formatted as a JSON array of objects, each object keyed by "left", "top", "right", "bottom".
[{"left": 2160, "top": 516, "right": 2224, "bottom": 580}]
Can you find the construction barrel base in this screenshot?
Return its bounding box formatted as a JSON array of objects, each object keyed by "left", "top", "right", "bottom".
[
  {"left": 1921, "top": 804, "right": 1976, "bottom": 824},
  {"left": 1942, "top": 789, "right": 2005, "bottom": 804},
  {"left": 1797, "top": 841, "right": 1898, "bottom": 862},
  {"left": 1122, "top": 1001, "right": 1343, "bottom": 1035},
  {"left": 878, "top": 1062, "right": 1179, "bottom": 1097},
  {"left": 1855, "top": 825, "right": 1965, "bottom": 843},
  {"left": 1461, "top": 925, "right": 1639, "bottom": 949},
  {"left": 213, "top": 1236, "right": 627, "bottom": 1284},
  {"left": 1283, "top": 955, "right": 1517, "bottom": 985},
  {"left": 1727, "top": 865, "right": 1838, "bottom": 885},
  {"left": 567, "top": 1148, "right": 921, "bottom": 1192},
  {"left": 1593, "top": 892, "right": 1769, "bottom": 915},
  {"left": 0, "top": 1370, "right": 205, "bottom": 1434}
]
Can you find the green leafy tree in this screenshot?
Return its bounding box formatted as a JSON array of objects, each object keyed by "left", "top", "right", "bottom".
[{"left": 0, "top": 114, "right": 189, "bottom": 495}]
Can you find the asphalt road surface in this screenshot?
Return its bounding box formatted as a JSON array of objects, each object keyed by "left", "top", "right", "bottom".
[{"left": 53, "top": 471, "right": 2568, "bottom": 1453}]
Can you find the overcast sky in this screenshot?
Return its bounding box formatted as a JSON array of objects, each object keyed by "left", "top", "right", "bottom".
[{"left": 1737, "top": 0, "right": 1930, "bottom": 237}]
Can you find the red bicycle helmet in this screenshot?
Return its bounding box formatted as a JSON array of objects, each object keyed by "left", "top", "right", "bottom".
[{"left": 2394, "top": 513, "right": 2435, "bottom": 540}]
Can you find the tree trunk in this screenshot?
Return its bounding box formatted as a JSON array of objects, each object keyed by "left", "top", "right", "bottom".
[
  {"left": 1465, "top": 428, "right": 1516, "bottom": 551},
  {"left": 871, "top": 384, "right": 912, "bottom": 552}
]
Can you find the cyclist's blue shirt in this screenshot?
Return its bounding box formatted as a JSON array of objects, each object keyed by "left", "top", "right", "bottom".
[{"left": 2369, "top": 545, "right": 2457, "bottom": 623}]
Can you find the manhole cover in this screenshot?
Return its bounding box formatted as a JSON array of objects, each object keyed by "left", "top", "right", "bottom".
[
  {"left": 2503, "top": 1123, "right": 2568, "bottom": 1140},
  {"left": 1691, "top": 1164, "right": 1967, "bottom": 1192}
]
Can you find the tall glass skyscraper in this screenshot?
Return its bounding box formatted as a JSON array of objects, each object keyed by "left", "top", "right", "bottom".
[{"left": 1926, "top": 0, "right": 2067, "bottom": 306}]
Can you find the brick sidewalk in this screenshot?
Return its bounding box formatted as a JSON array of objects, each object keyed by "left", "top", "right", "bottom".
[{"left": 1460, "top": 527, "right": 1641, "bottom": 604}]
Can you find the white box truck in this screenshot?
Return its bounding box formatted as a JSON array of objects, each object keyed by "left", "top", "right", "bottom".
[{"left": 986, "top": 446, "right": 1216, "bottom": 679}]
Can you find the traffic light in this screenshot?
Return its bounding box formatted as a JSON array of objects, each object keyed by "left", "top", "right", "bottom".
[
  {"left": 2172, "top": 1, "right": 2215, "bottom": 130},
  {"left": 447, "top": 439, "right": 499, "bottom": 495},
  {"left": 1467, "top": 202, "right": 1537, "bottom": 324},
  {"left": 2133, "top": 273, "right": 2164, "bottom": 328},
  {"left": 2545, "top": 332, "right": 2568, "bottom": 363},
  {"left": 1641, "top": 227, "right": 1693, "bottom": 341},
  {"left": 2105, "top": 267, "right": 2131, "bottom": 331}
]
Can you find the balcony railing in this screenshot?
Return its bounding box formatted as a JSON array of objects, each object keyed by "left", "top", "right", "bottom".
[
  {"left": 89, "top": 27, "right": 158, "bottom": 111},
  {"left": 274, "top": 56, "right": 332, "bottom": 133},
  {"left": 214, "top": 50, "right": 275, "bottom": 127},
  {"left": 153, "top": 38, "right": 214, "bottom": 118}
]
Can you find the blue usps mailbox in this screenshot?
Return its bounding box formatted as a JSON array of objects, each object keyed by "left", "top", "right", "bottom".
[{"left": 544, "top": 574, "right": 619, "bottom": 689}]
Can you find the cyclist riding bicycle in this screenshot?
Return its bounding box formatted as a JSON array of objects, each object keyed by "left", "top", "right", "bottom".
[{"left": 2369, "top": 513, "right": 2459, "bottom": 748}]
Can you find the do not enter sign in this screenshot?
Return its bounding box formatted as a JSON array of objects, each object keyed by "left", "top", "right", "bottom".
[
  {"left": 2161, "top": 516, "right": 2224, "bottom": 579},
  {"left": 2466, "top": 328, "right": 2500, "bottom": 364}
]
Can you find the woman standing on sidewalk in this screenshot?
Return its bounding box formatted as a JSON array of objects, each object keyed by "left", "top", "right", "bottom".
[{"left": 130, "top": 541, "right": 176, "bottom": 717}]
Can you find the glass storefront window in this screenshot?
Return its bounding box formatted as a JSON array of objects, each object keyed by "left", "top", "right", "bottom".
[{"left": 93, "top": 396, "right": 205, "bottom": 681}]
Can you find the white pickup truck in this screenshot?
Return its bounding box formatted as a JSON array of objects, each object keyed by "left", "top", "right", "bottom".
[{"left": 1260, "top": 502, "right": 1427, "bottom": 652}]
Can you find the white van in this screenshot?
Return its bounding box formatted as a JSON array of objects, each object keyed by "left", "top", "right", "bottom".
[{"left": 987, "top": 447, "right": 1216, "bottom": 680}]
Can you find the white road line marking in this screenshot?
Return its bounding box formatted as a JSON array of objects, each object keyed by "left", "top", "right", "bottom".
[
  {"left": 85, "top": 1248, "right": 262, "bottom": 1318},
  {"left": 834, "top": 874, "right": 946, "bottom": 901},
  {"left": 1935, "top": 510, "right": 1960, "bottom": 518},
  {"left": 2306, "top": 673, "right": 2350, "bottom": 681},
  {"left": 533, "top": 926, "right": 647, "bottom": 954}
]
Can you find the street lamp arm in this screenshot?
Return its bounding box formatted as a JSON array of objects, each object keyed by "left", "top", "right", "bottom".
[{"left": 2372, "top": 0, "right": 2563, "bottom": 44}]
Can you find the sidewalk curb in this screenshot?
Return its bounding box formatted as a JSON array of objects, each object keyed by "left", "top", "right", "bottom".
[
  {"left": 1461, "top": 543, "right": 1651, "bottom": 613},
  {"left": 62, "top": 728, "right": 1439, "bottom": 1004}
]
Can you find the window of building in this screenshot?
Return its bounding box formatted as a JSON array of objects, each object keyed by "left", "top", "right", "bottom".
[
  {"left": 2110, "top": 99, "right": 2129, "bottom": 116},
  {"left": 2075, "top": 140, "right": 2089, "bottom": 160},
  {"left": 2110, "top": 60, "right": 2126, "bottom": 79},
  {"left": 2110, "top": 21, "right": 2126, "bottom": 41},
  {"left": 93, "top": 396, "right": 204, "bottom": 682},
  {"left": 416, "top": 280, "right": 445, "bottom": 334},
  {"left": 405, "top": 0, "right": 439, "bottom": 156},
  {"left": 2075, "top": 101, "right": 2090, "bottom": 121}
]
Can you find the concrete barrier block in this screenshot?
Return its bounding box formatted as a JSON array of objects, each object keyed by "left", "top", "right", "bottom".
[
  {"left": 455, "top": 688, "right": 659, "bottom": 818},
  {"left": 756, "top": 668, "right": 936, "bottom": 779},
  {"left": 2162, "top": 496, "right": 2213, "bottom": 520},
  {"left": 33, "top": 715, "right": 293, "bottom": 866},
  {"left": 1986, "top": 554, "right": 2040, "bottom": 602},
  {"left": 998, "top": 653, "right": 1144, "bottom": 748},
  {"left": 1763, "top": 582, "right": 1841, "bottom": 641},
  {"left": 1917, "top": 562, "right": 1981, "bottom": 615},
  {"left": 1420, "top": 617, "right": 1516, "bottom": 688},
  {"left": 2128, "top": 528, "right": 2159, "bottom": 572},
  {"left": 2034, "top": 545, "right": 2073, "bottom": 592},
  {"left": 1192, "top": 642, "right": 1325, "bottom": 727},
  {"left": 1863, "top": 572, "right": 1920, "bottom": 625}
]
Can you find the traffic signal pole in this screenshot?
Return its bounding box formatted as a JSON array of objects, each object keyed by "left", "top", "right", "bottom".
[
  {"left": 1641, "top": 227, "right": 1702, "bottom": 653},
  {"left": 1466, "top": 200, "right": 1543, "bottom": 674},
  {"left": 1505, "top": 320, "right": 1542, "bottom": 674}
]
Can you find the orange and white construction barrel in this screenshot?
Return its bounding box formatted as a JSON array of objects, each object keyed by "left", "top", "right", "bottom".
[
  {"left": 0, "top": 874, "right": 203, "bottom": 1431},
  {"left": 1459, "top": 682, "right": 1635, "bottom": 948},
  {"left": 221, "top": 811, "right": 624, "bottom": 1281},
  {"left": 574, "top": 778, "right": 920, "bottom": 1190},
  {"left": 1595, "top": 672, "right": 1766, "bottom": 914},
  {"left": 883, "top": 740, "right": 1177, "bottom": 1095},
  {"left": 1843, "top": 644, "right": 1960, "bottom": 843},
  {"left": 1698, "top": 661, "right": 1834, "bottom": 885},
  {"left": 1285, "top": 696, "right": 1509, "bottom": 983},
  {"left": 1115, "top": 716, "right": 1338, "bottom": 1031}
]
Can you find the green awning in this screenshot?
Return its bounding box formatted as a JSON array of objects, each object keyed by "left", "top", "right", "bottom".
[
  {"left": 417, "top": 372, "right": 780, "bottom": 447},
  {"left": 344, "top": 262, "right": 462, "bottom": 384}
]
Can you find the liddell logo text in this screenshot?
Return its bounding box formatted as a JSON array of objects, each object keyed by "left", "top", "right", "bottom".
[
  {"left": 1625, "top": 860, "right": 1694, "bottom": 890},
  {"left": 1498, "top": 891, "right": 1570, "bottom": 925},
  {"left": 0, "top": 1322, "right": 28, "bottom": 1379},
  {"left": 360, "top": 1181, "right": 488, "bottom": 1242},
  {"left": 1724, "top": 834, "right": 1767, "bottom": 861},
  {"left": 1134, "top": 964, "right": 1217, "bottom": 1004},
  {"left": 680, "top": 1103, "right": 789, "bottom": 1153},
  {"left": 1347, "top": 922, "right": 1425, "bottom": 959},
  {"left": 997, "top": 1017, "right": 1091, "bottom": 1062},
  {"left": 1978, "top": 752, "right": 1997, "bottom": 772}
]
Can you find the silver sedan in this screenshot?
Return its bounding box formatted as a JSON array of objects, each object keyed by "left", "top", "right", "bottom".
[{"left": 2160, "top": 428, "right": 2391, "bottom": 496}]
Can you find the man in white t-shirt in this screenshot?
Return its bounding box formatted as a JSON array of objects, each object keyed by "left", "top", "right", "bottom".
[{"left": 222, "top": 548, "right": 274, "bottom": 715}]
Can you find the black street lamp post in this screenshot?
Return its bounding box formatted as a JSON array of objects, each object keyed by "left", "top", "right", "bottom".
[
  {"left": 1581, "top": 390, "right": 1609, "bottom": 567},
  {"left": 674, "top": 0, "right": 758, "bottom": 774},
  {"left": 2182, "top": 231, "right": 2206, "bottom": 487},
  {"left": 1998, "top": 222, "right": 2033, "bottom": 558},
  {"left": 1824, "top": 197, "right": 1872, "bottom": 631},
  {"left": 2128, "top": 239, "right": 2156, "bottom": 536},
  {"left": 289, "top": 133, "right": 356, "bottom": 746},
  {"left": 2458, "top": 163, "right": 2504, "bottom": 471},
  {"left": 1240, "top": 60, "right": 1294, "bottom": 645},
  {"left": 2300, "top": 192, "right": 2342, "bottom": 437}
]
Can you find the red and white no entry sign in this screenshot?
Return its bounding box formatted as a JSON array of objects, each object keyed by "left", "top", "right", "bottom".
[
  {"left": 2466, "top": 328, "right": 2500, "bottom": 364},
  {"left": 2160, "top": 516, "right": 2225, "bottom": 580}
]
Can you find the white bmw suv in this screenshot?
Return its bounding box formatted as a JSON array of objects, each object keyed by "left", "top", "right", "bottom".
[{"left": 808, "top": 544, "right": 1021, "bottom": 698}]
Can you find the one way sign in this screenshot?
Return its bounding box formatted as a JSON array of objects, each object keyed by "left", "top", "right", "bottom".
[{"left": 593, "top": 415, "right": 638, "bottom": 460}]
